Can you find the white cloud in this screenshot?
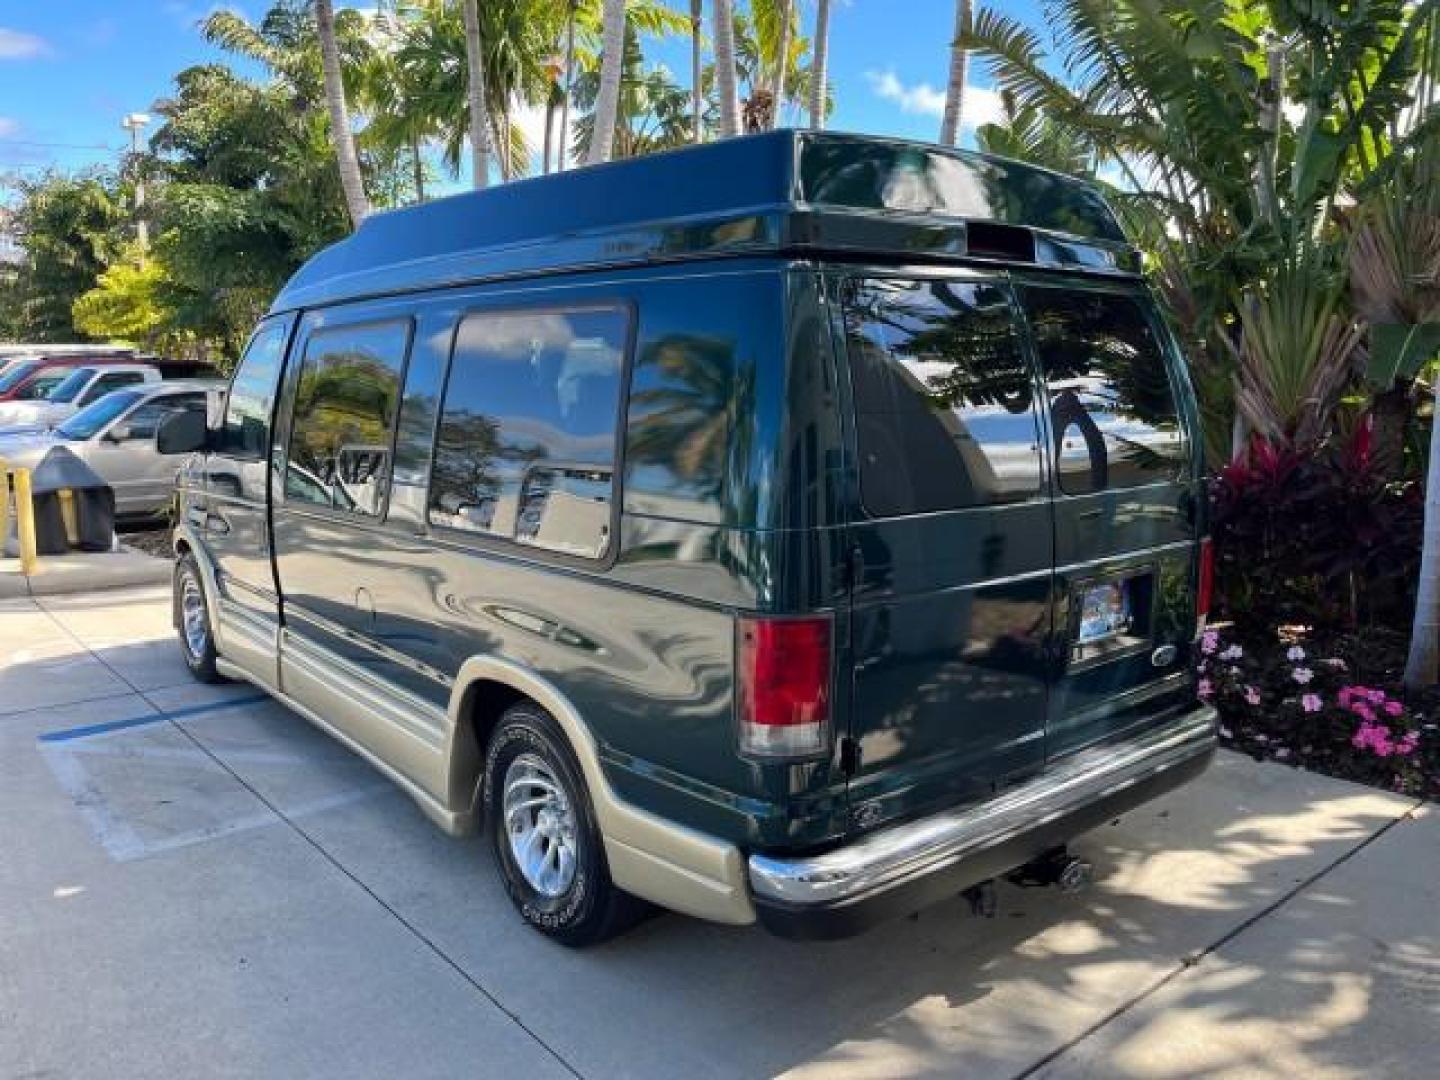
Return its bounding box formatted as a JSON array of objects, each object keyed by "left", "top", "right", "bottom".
[
  {"left": 866, "top": 69, "right": 1006, "bottom": 130},
  {"left": 866, "top": 70, "right": 947, "bottom": 118},
  {"left": 0, "top": 28, "right": 49, "bottom": 59},
  {"left": 0, "top": 117, "right": 18, "bottom": 138}
]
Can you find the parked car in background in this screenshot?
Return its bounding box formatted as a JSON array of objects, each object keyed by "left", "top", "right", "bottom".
[
  {"left": 0, "top": 354, "right": 147, "bottom": 404},
  {"left": 0, "top": 363, "right": 163, "bottom": 430},
  {"left": 0, "top": 344, "right": 136, "bottom": 360},
  {"left": 164, "top": 131, "right": 1216, "bottom": 946},
  {"left": 0, "top": 380, "right": 223, "bottom": 517}
]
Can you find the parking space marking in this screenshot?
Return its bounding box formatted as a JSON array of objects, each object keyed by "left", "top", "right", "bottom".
[
  {"left": 37, "top": 692, "right": 269, "bottom": 743},
  {"left": 37, "top": 690, "right": 392, "bottom": 863}
]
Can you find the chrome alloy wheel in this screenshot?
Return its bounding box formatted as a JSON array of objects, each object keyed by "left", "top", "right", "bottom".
[
  {"left": 180, "top": 574, "right": 209, "bottom": 659},
  {"left": 502, "top": 753, "right": 579, "bottom": 898}
]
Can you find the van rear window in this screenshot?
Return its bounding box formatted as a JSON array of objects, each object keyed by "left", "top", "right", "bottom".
[
  {"left": 1019, "top": 289, "right": 1185, "bottom": 494},
  {"left": 843, "top": 278, "right": 1042, "bottom": 516}
]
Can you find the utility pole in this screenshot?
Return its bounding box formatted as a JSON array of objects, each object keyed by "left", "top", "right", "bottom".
[{"left": 120, "top": 112, "right": 150, "bottom": 257}]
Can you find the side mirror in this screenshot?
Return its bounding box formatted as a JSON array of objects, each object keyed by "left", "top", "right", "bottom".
[
  {"left": 105, "top": 423, "right": 133, "bottom": 444},
  {"left": 157, "top": 410, "right": 209, "bottom": 455}
]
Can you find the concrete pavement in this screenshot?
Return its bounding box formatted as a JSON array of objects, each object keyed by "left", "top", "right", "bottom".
[{"left": 1, "top": 585, "right": 1434, "bottom": 1079}]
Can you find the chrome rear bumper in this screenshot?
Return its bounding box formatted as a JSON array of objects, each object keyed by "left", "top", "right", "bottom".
[{"left": 748, "top": 706, "right": 1217, "bottom": 938}]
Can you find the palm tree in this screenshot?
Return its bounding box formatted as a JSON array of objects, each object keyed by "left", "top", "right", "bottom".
[
  {"left": 315, "top": 0, "right": 368, "bottom": 225},
  {"left": 712, "top": 0, "right": 742, "bottom": 137},
  {"left": 770, "top": 0, "right": 792, "bottom": 129},
  {"left": 808, "top": 0, "right": 831, "bottom": 129},
  {"left": 459, "top": 0, "right": 493, "bottom": 188},
  {"left": 557, "top": 0, "right": 579, "bottom": 170},
  {"left": 586, "top": 0, "right": 628, "bottom": 163},
  {"left": 939, "top": 0, "right": 971, "bottom": 146},
  {"left": 690, "top": 0, "right": 704, "bottom": 143},
  {"left": 573, "top": 25, "right": 692, "bottom": 158}
]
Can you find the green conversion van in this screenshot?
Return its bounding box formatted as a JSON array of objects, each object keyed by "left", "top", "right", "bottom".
[{"left": 165, "top": 130, "right": 1218, "bottom": 945}]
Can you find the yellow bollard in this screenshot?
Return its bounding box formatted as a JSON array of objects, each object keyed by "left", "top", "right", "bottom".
[
  {"left": 12, "top": 467, "right": 39, "bottom": 577},
  {"left": 57, "top": 488, "right": 78, "bottom": 547}
]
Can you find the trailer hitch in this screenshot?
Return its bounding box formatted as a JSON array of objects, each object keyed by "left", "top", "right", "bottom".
[{"left": 1007, "top": 846, "right": 1094, "bottom": 893}]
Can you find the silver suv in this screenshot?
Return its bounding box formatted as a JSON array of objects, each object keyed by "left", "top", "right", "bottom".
[{"left": 0, "top": 380, "right": 224, "bottom": 517}]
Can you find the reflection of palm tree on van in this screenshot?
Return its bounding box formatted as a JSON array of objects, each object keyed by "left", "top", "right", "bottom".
[{"left": 627, "top": 333, "right": 754, "bottom": 506}]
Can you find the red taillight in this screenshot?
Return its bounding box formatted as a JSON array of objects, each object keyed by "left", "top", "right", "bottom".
[
  {"left": 1196, "top": 537, "right": 1214, "bottom": 628},
  {"left": 737, "top": 615, "right": 832, "bottom": 758}
]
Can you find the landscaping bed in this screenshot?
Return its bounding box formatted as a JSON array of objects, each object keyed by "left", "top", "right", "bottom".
[{"left": 1202, "top": 624, "right": 1439, "bottom": 801}]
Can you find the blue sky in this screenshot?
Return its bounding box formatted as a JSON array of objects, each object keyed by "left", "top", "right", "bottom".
[{"left": 0, "top": 1, "right": 1045, "bottom": 193}]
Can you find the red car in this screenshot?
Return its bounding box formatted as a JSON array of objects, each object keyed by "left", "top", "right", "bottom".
[{"left": 0, "top": 354, "right": 144, "bottom": 403}]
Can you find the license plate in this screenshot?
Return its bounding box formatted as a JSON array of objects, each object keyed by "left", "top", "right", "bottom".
[{"left": 1077, "top": 579, "right": 1133, "bottom": 645}]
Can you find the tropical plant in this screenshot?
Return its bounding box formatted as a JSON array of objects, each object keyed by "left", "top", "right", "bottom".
[
  {"left": 587, "top": 0, "right": 629, "bottom": 162},
  {"left": 1, "top": 171, "right": 125, "bottom": 341},
  {"left": 940, "top": 0, "right": 971, "bottom": 146},
  {"left": 975, "top": 89, "right": 1093, "bottom": 175},
  {"left": 71, "top": 245, "right": 172, "bottom": 346},
  {"left": 1347, "top": 148, "right": 1440, "bottom": 687},
  {"left": 572, "top": 27, "right": 694, "bottom": 158},
  {"left": 315, "top": 0, "right": 369, "bottom": 225},
  {"left": 959, "top": 0, "right": 1440, "bottom": 461}
]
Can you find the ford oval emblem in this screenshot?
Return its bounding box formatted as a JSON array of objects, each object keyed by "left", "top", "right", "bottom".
[{"left": 1151, "top": 644, "right": 1178, "bottom": 668}]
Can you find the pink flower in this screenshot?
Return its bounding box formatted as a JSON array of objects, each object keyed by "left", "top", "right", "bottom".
[
  {"left": 1352, "top": 721, "right": 1394, "bottom": 757},
  {"left": 1301, "top": 693, "right": 1322, "bottom": 713},
  {"left": 1383, "top": 700, "right": 1404, "bottom": 718},
  {"left": 1353, "top": 703, "right": 1377, "bottom": 724},
  {"left": 1201, "top": 631, "right": 1219, "bottom": 655},
  {"left": 1367, "top": 689, "right": 1386, "bottom": 705},
  {"left": 1286, "top": 645, "right": 1307, "bottom": 661},
  {"left": 1197, "top": 678, "right": 1213, "bottom": 700},
  {"left": 1219, "top": 644, "right": 1244, "bottom": 661},
  {"left": 1397, "top": 732, "right": 1420, "bottom": 756},
  {"left": 1244, "top": 686, "right": 1262, "bottom": 706},
  {"left": 1292, "top": 666, "right": 1314, "bottom": 685}
]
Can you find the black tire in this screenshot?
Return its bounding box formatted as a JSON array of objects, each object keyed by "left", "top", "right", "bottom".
[
  {"left": 174, "top": 553, "right": 222, "bottom": 684},
  {"left": 484, "top": 703, "right": 644, "bottom": 947}
]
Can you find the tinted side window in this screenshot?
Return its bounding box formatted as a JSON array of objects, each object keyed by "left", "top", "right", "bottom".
[
  {"left": 429, "top": 306, "right": 627, "bottom": 559},
  {"left": 844, "top": 278, "right": 1042, "bottom": 516},
  {"left": 221, "top": 320, "right": 290, "bottom": 459},
  {"left": 127, "top": 393, "right": 205, "bottom": 438},
  {"left": 285, "top": 320, "right": 410, "bottom": 517},
  {"left": 1020, "top": 289, "right": 1185, "bottom": 495}
]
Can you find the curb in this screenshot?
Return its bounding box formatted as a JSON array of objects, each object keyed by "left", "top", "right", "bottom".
[{"left": 0, "top": 546, "right": 171, "bottom": 600}]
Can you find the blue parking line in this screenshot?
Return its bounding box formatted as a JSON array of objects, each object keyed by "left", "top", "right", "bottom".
[{"left": 38, "top": 693, "right": 271, "bottom": 744}]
